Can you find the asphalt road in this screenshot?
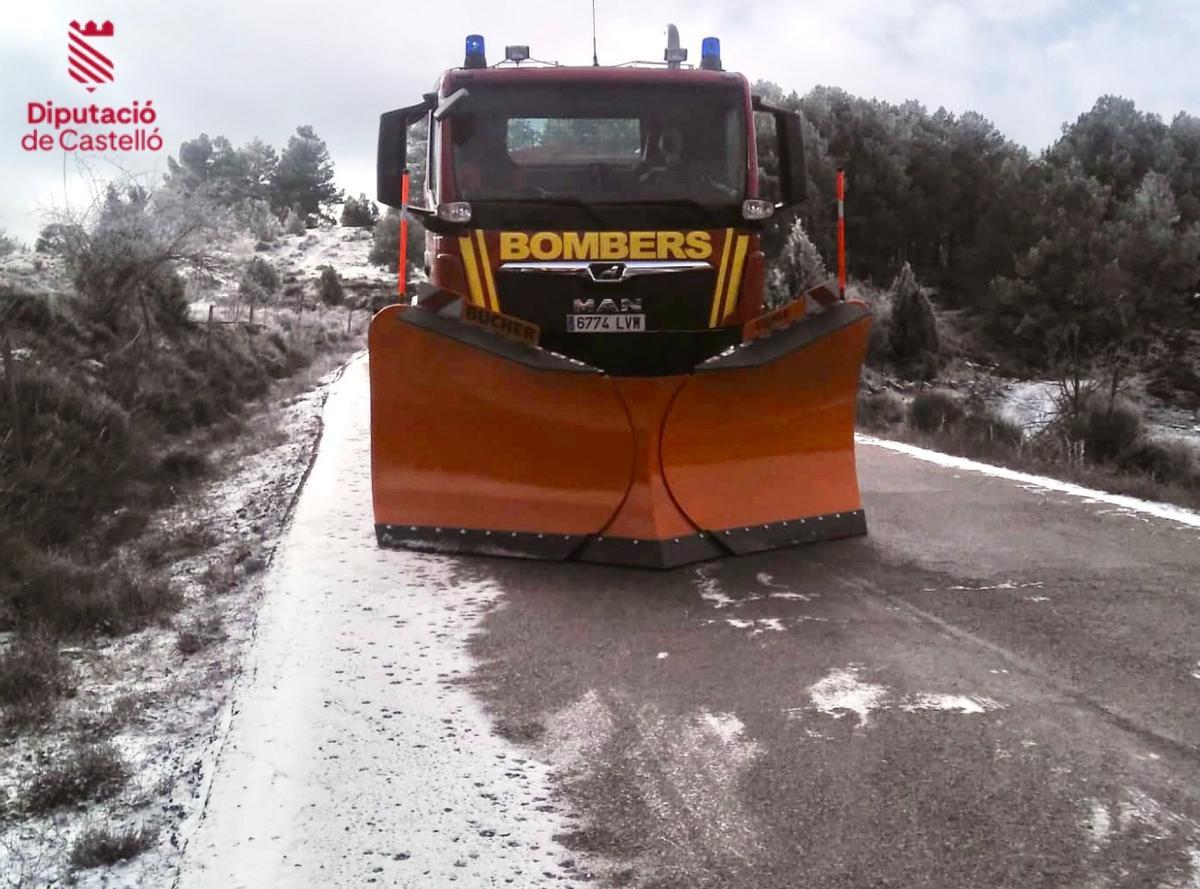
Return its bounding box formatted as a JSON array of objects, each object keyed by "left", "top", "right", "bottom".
[{"left": 177, "top": 357, "right": 1200, "bottom": 889}]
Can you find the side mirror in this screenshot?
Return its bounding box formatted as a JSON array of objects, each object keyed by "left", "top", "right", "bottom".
[
  {"left": 377, "top": 97, "right": 435, "bottom": 207},
  {"left": 752, "top": 97, "right": 807, "bottom": 206}
]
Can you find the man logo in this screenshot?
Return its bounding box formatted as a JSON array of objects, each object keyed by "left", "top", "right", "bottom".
[
  {"left": 69, "top": 20, "right": 115, "bottom": 93},
  {"left": 588, "top": 262, "right": 626, "bottom": 282}
]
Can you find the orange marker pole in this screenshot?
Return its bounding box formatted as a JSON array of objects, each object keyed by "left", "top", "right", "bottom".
[
  {"left": 398, "top": 171, "right": 410, "bottom": 302},
  {"left": 836, "top": 168, "right": 846, "bottom": 301}
]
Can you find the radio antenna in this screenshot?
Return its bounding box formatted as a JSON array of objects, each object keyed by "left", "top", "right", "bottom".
[{"left": 592, "top": 0, "right": 599, "bottom": 66}]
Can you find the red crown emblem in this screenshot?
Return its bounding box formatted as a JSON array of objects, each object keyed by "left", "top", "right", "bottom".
[{"left": 68, "top": 20, "right": 115, "bottom": 92}]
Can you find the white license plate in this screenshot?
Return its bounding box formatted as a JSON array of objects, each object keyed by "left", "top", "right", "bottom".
[{"left": 566, "top": 314, "right": 646, "bottom": 333}]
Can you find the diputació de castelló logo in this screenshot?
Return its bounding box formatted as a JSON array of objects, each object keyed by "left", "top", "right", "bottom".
[
  {"left": 21, "top": 19, "right": 163, "bottom": 153},
  {"left": 68, "top": 19, "right": 114, "bottom": 92}
]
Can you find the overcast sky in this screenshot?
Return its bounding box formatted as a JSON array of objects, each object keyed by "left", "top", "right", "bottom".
[{"left": 3, "top": 0, "right": 1199, "bottom": 242}]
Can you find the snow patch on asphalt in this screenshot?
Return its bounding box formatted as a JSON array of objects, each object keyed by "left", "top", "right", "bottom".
[
  {"left": 900, "top": 693, "right": 1001, "bottom": 715},
  {"left": 803, "top": 666, "right": 1003, "bottom": 728},
  {"left": 546, "top": 689, "right": 617, "bottom": 774},
  {"left": 700, "top": 711, "right": 747, "bottom": 745},
  {"left": 857, "top": 434, "right": 1200, "bottom": 530},
  {"left": 1086, "top": 800, "right": 1112, "bottom": 851},
  {"left": 695, "top": 567, "right": 738, "bottom": 609},
  {"left": 808, "top": 667, "right": 889, "bottom": 727}
]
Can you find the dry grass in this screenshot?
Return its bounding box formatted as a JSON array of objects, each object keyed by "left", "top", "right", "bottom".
[
  {"left": 0, "top": 635, "right": 73, "bottom": 732},
  {"left": 22, "top": 742, "right": 127, "bottom": 814},
  {"left": 8, "top": 551, "right": 180, "bottom": 637},
  {"left": 68, "top": 824, "right": 157, "bottom": 870},
  {"left": 176, "top": 613, "right": 226, "bottom": 656}
]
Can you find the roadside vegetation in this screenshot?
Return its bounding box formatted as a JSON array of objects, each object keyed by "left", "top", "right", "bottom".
[
  {"left": 754, "top": 84, "right": 1198, "bottom": 510},
  {"left": 850, "top": 271, "right": 1200, "bottom": 510},
  {"left": 0, "top": 123, "right": 381, "bottom": 880}
]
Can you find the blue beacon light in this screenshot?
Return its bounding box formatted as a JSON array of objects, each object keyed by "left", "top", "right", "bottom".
[
  {"left": 464, "top": 34, "right": 487, "bottom": 68},
  {"left": 700, "top": 36, "right": 722, "bottom": 70}
]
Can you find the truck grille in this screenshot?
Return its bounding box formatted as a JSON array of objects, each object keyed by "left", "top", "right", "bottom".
[{"left": 496, "top": 262, "right": 715, "bottom": 332}]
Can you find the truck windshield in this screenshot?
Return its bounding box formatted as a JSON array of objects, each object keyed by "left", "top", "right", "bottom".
[{"left": 450, "top": 83, "right": 747, "bottom": 206}]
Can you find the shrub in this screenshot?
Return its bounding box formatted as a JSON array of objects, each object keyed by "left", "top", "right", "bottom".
[
  {"left": 340, "top": 193, "right": 380, "bottom": 228},
  {"left": 2, "top": 362, "right": 142, "bottom": 546},
  {"left": 0, "top": 286, "right": 56, "bottom": 332},
  {"left": 239, "top": 199, "right": 282, "bottom": 243},
  {"left": 908, "top": 388, "right": 964, "bottom": 432},
  {"left": 0, "top": 634, "right": 74, "bottom": 730},
  {"left": 0, "top": 228, "right": 18, "bottom": 257},
  {"left": 177, "top": 614, "right": 226, "bottom": 656},
  {"left": 888, "top": 262, "right": 939, "bottom": 378},
  {"left": 368, "top": 209, "right": 424, "bottom": 275},
  {"left": 9, "top": 550, "right": 180, "bottom": 636},
  {"left": 317, "top": 265, "right": 344, "bottom": 305},
  {"left": 960, "top": 408, "right": 1024, "bottom": 448},
  {"left": 856, "top": 390, "right": 906, "bottom": 431},
  {"left": 242, "top": 256, "right": 280, "bottom": 294},
  {"left": 70, "top": 825, "right": 157, "bottom": 870},
  {"left": 1119, "top": 436, "right": 1200, "bottom": 485},
  {"left": 35, "top": 223, "right": 86, "bottom": 256},
  {"left": 23, "top": 742, "right": 127, "bottom": 813},
  {"left": 1067, "top": 394, "right": 1144, "bottom": 462},
  {"left": 369, "top": 210, "right": 400, "bottom": 270},
  {"left": 283, "top": 206, "right": 308, "bottom": 236},
  {"left": 159, "top": 447, "right": 209, "bottom": 481}
]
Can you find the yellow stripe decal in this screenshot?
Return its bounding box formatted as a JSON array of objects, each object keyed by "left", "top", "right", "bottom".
[
  {"left": 721, "top": 236, "right": 750, "bottom": 322},
  {"left": 459, "top": 235, "right": 485, "bottom": 307},
  {"left": 708, "top": 228, "right": 734, "bottom": 328},
  {"left": 474, "top": 230, "right": 500, "bottom": 312}
]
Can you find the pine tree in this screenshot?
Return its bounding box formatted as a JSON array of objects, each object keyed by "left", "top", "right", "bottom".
[
  {"left": 340, "top": 193, "right": 380, "bottom": 228},
  {"left": 767, "top": 218, "right": 828, "bottom": 308},
  {"left": 271, "top": 125, "right": 343, "bottom": 224},
  {"left": 888, "top": 262, "right": 940, "bottom": 378}
]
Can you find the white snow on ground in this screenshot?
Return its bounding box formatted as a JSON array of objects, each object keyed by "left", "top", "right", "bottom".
[
  {"left": 856, "top": 434, "right": 1200, "bottom": 530},
  {"left": 176, "top": 358, "right": 586, "bottom": 889},
  {"left": 1086, "top": 800, "right": 1113, "bottom": 851},
  {"left": 802, "top": 666, "right": 1003, "bottom": 729},
  {"left": 544, "top": 689, "right": 617, "bottom": 774},
  {"left": 1080, "top": 790, "right": 1200, "bottom": 885},
  {"left": 538, "top": 694, "right": 764, "bottom": 879},
  {"left": 700, "top": 711, "right": 747, "bottom": 746},
  {"left": 899, "top": 694, "right": 1000, "bottom": 715},
  {"left": 693, "top": 566, "right": 738, "bottom": 608},
  {"left": 807, "top": 668, "right": 889, "bottom": 727},
  {"left": 272, "top": 227, "right": 394, "bottom": 284},
  {"left": 997, "top": 380, "right": 1059, "bottom": 432}
]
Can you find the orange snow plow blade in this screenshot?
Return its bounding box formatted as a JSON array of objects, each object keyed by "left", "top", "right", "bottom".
[
  {"left": 662, "top": 302, "right": 872, "bottom": 554},
  {"left": 369, "top": 304, "right": 634, "bottom": 559},
  {"left": 370, "top": 300, "right": 871, "bottom": 568}
]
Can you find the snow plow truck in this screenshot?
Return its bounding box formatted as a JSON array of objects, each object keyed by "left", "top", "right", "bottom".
[{"left": 369, "top": 29, "right": 872, "bottom": 569}]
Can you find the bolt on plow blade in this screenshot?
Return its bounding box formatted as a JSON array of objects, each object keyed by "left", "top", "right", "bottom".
[{"left": 369, "top": 301, "right": 871, "bottom": 568}]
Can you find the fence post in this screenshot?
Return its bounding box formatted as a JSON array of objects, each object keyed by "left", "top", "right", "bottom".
[
  {"left": 248, "top": 302, "right": 255, "bottom": 325},
  {"left": 206, "top": 304, "right": 214, "bottom": 354},
  {"left": 1, "top": 324, "right": 28, "bottom": 466},
  {"left": 346, "top": 304, "right": 353, "bottom": 335}
]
